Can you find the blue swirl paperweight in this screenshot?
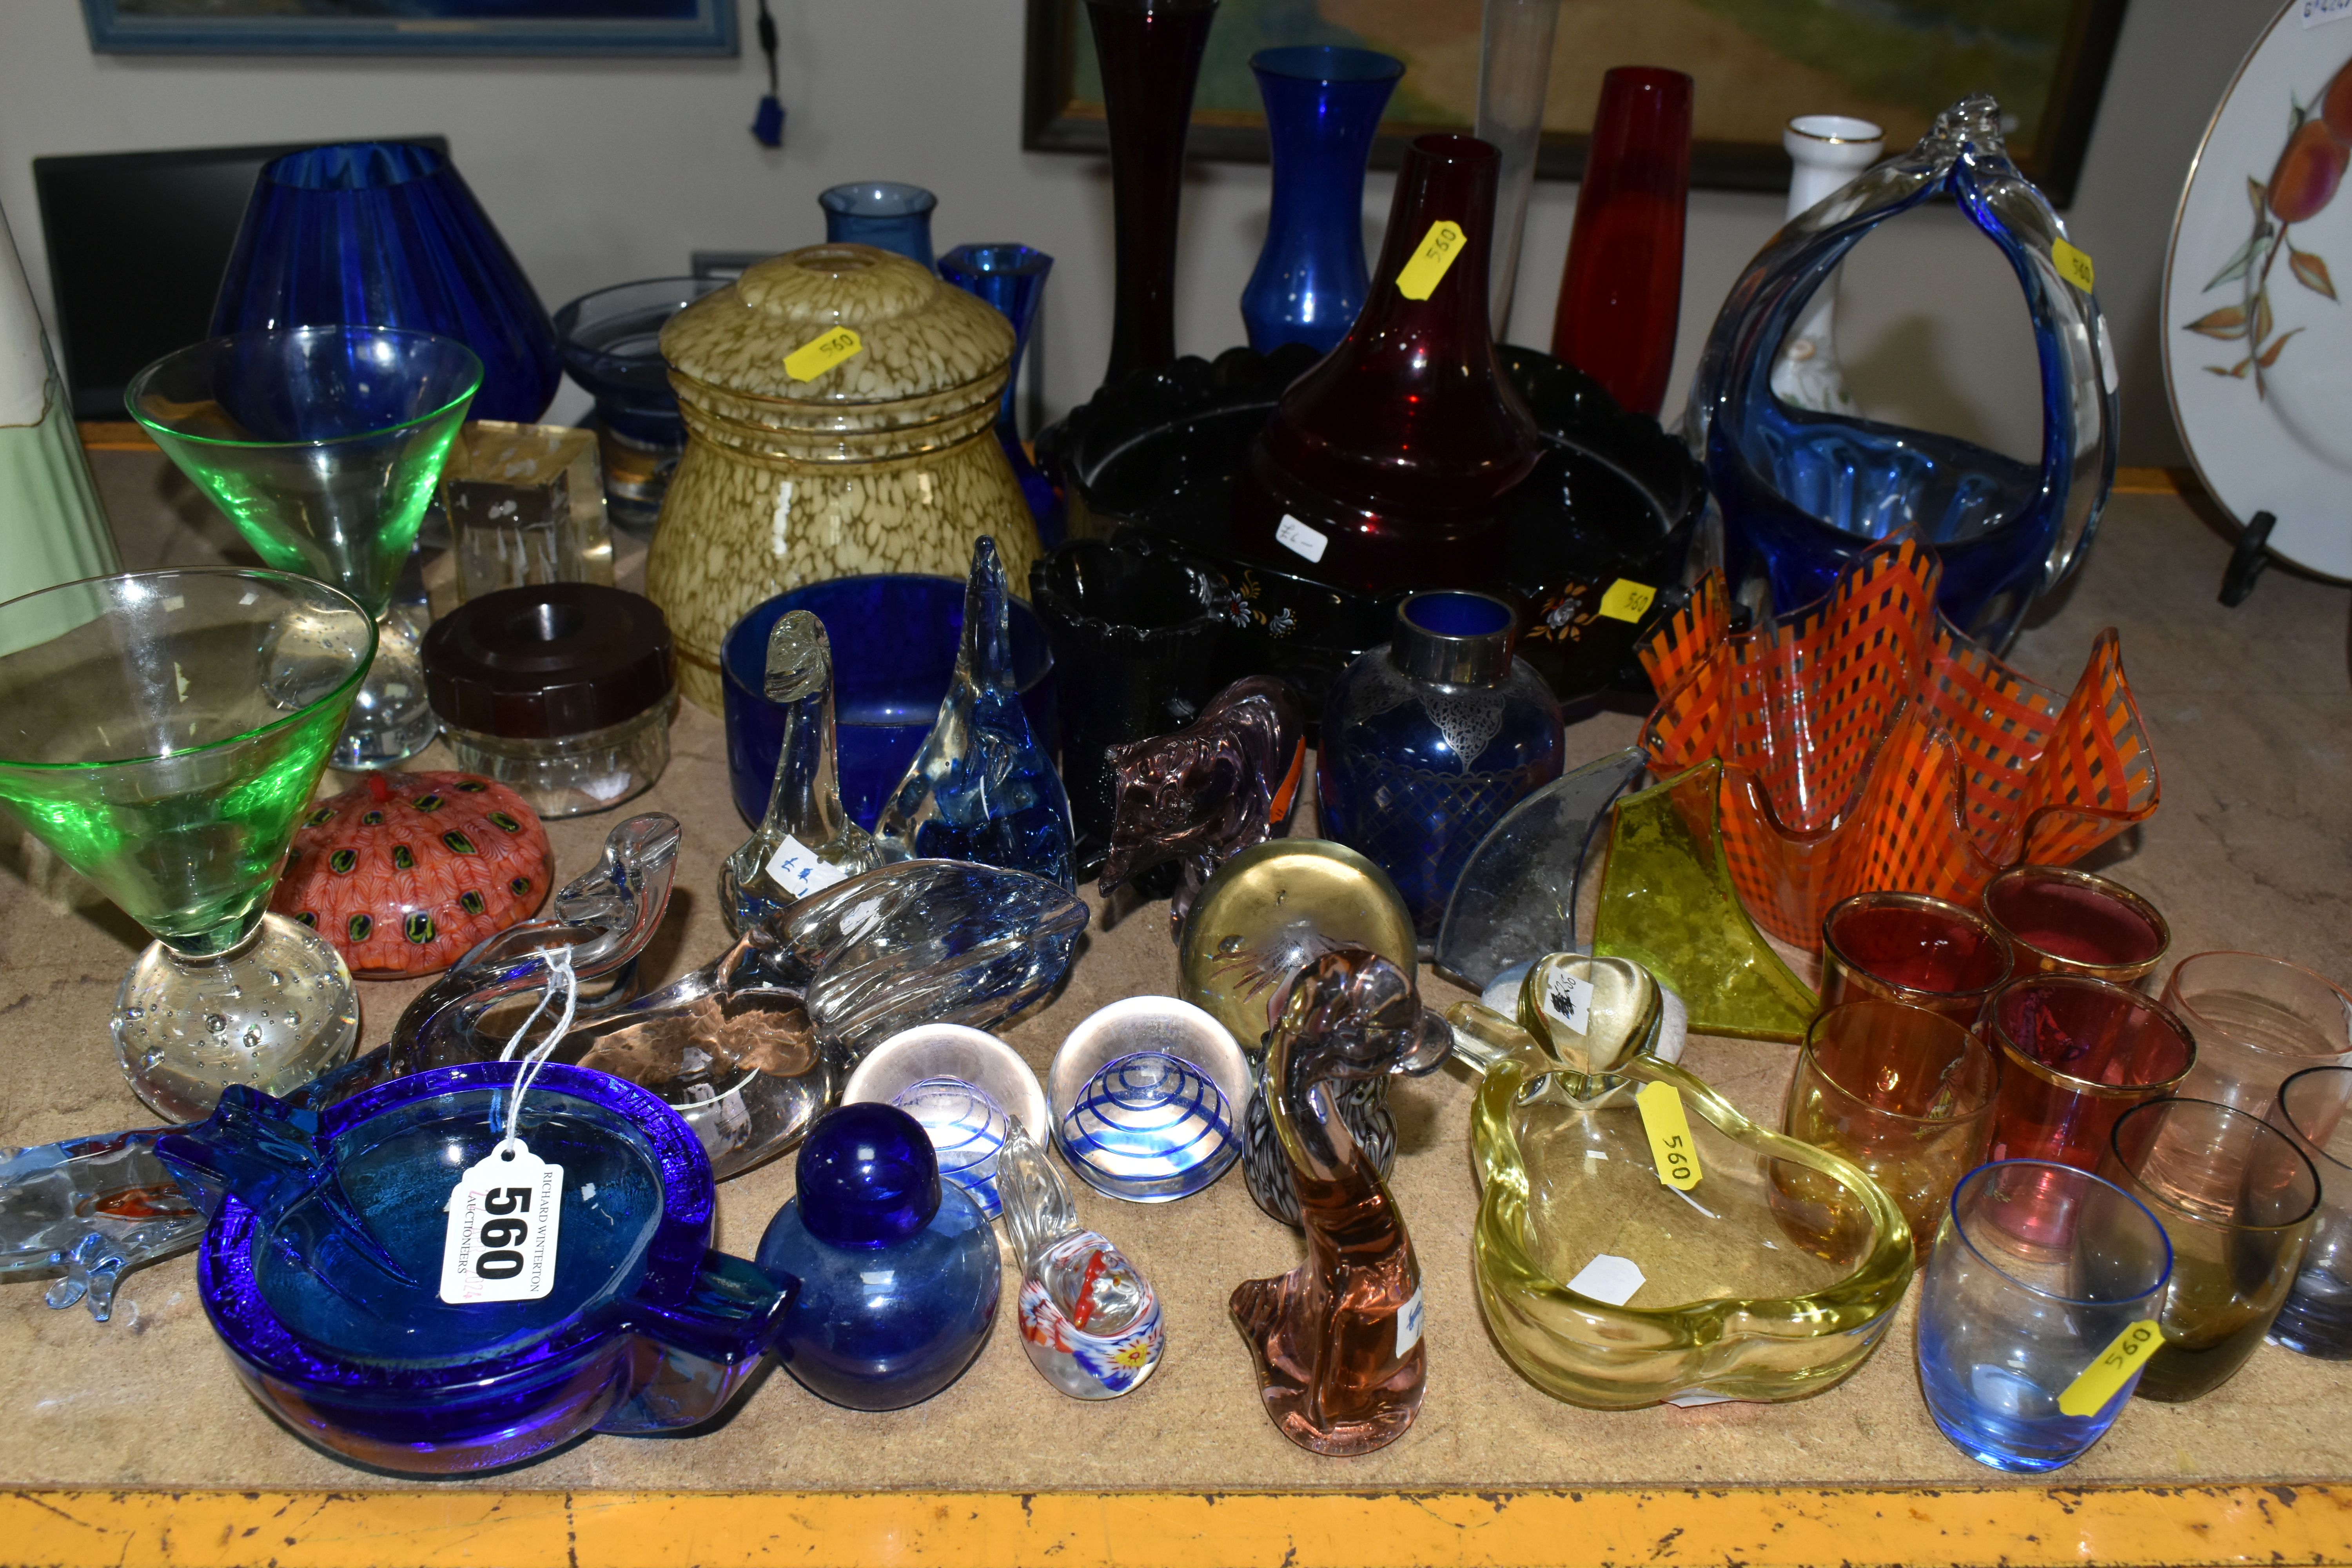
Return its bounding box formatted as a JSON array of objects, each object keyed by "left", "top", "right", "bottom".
[{"left": 1056, "top": 1050, "right": 1238, "bottom": 1203}]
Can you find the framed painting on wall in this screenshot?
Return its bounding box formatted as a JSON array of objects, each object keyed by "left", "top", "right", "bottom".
[
  {"left": 1023, "top": 0, "right": 2124, "bottom": 203},
  {"left": 80, "top": 0, "right": 735, "bottom": 56}
]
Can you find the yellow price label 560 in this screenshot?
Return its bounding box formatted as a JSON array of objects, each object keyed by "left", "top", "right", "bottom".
[
  {"left": 2056, "top": 1319, "right": 2161, "bottom": 1416},
  {"left": 1396, "top": 221, "right": 1468, "bottom": 301},
  {"left": 2052, "top": 239, "right": 2095, "bottom": 293},
  {"left": 784, "top": 326, "right": 864, "bottom": 383},
  {"left": 1635, "top": 1081, "right": 1702, "bottom": 1192}
]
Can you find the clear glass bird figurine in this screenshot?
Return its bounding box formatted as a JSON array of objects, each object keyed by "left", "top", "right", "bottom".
[{"left": 998, "top": 1117, "right": 1166, "bottom": 1399}]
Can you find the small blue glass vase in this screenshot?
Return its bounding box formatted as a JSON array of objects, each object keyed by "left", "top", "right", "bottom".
[
  {"left": 756, "top": 1103, "right": 1000, "bottom": 1410},
  {"left": 212, "top": 142, "right": 561, "bottom": 425},
  {"left": 1316, "top": 592, "right": 1564, "bottom": 940},
  {"left": 1686, "top": 95, "right": 2117, "bottom": 649},
  {"left": 819, "top": 181, "right": 938, "bottom": 270},
  {"left": 875, "top": 537, "right": 1076, "bottom": 889},
  {"left": 1241, "top": 46, "right": 1404, "bottom": 357},
  {"left": 938, "top": 243, "right": 1062, "bottom": 544}
]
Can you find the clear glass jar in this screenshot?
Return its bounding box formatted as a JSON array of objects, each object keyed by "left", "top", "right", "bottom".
[{"left": 443, "top": 694, "right": 673, "bottom": 819}]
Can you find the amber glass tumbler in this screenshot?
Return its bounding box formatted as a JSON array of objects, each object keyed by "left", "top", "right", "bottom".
[{"left": 1784, "top": 1000, "right": 1998, "bottom": 1260}]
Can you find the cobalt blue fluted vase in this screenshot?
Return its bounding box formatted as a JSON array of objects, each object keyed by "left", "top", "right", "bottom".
[
  {"left": 1684, "top": 95, "right": 2117, "bottom": 650},
  {"left": 819, "top": 181, "right": 938, "bottom": 270},
  {"left": 211, "top": 142, "right": 560, "bottom": 425},
  {"left": 756, "top": 1103, "right": 999, "bottom": 1411},
  {"left": 1316, "top": 592, "right": 1564, "bottom": 940},
  {"left": 938, "top": 242, "right": 1062, "bottom": 544},
  {"left": 1241, "top": 45, "right": 1403, "bottom": 356}
]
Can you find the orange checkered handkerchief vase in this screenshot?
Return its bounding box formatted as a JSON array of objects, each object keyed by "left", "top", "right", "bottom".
[{"left": 1635, "top": 539, "right": 2158, "bottom": 951}]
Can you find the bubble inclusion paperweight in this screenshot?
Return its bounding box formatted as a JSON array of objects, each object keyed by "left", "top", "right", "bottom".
[
  {"left": 127, "top": 326, "right": 483, "bottom": 769},
  {"left": 0, "top": 568, "right": 374, "bottom": 1122},
  {"left": 999, "top": 1118, "right": 1166, "bottom": 1399}
]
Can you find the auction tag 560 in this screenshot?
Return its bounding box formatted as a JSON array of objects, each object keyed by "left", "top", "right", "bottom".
[
  {"left": 2057, "top": 1319, "right": 2161, "bottom": 1416},
  {"left": 440, "top": 1140, "right": 564, "bottom": 1305},
  {"left": 1635, "top": 1081, "right": 1702, "bottom": 1192}
]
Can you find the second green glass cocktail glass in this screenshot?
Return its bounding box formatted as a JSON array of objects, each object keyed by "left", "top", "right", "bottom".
[
  {"left": 0, "top": 569, "right": 376, "bottom": 1120},
  {"left": 127, "top": 327, "right": 481, "bottom": 769}
]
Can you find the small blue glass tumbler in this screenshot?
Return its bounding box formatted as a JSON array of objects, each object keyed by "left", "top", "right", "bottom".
[
  {"left": 819, "top": 181, "right": 938, "bottom": 270},
  {"left": 2267, "top": 1066, "right": 2352, "bottom": 1358},
  {"left": 1243, "top": 46, "right": 1403, "bottom": 356},
  {"left": 1915, "top": 1160, "right": 2172, "bottom": 1472},
  {"left": 938, "top": 243, "right": 1060, "bottom": 542},
  {"left": 756, "top": 1103, "right": 999, "bottom": 1410}
]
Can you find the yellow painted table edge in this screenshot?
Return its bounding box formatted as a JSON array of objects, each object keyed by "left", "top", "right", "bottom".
[{"left": 2, "top": 1484, "right": 2345, "bottom": 1568}]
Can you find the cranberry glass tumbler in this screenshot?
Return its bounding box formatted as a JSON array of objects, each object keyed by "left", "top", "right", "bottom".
[
  {"left": 1550, "top": 67, "right": 1694, "bottom": 417},
  {"left": 1983, "top": 974, "right": 2196, "bottom": 1170},
  {"left": 1820, "top": 891, "right": 2013, "bottom": 1025}
]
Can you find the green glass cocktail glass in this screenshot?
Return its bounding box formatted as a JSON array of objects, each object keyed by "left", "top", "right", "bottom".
[
  {"left": 0, "top": 569, "right": 376, "bottom": 1120},
  {"left": 127, "top": 327, "right": 481, "bottom": 770}
]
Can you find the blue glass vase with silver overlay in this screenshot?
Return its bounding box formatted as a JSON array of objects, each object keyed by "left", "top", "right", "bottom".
[{"left": 1684, "top": 95, "right": 2117, "bottom": 650}]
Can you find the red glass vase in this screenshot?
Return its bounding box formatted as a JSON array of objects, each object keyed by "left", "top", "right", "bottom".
[
  {"left": 1550, "top": 67, "right": 1693, "bottom": 417},
  {"left": 1086, "top": 0, "right": 1220, "bottom": 388},
  {"left": 1235, "top": 133, "right": 1542, "bottom": 594}
]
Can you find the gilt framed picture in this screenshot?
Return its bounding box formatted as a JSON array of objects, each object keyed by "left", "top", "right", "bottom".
[
  {"left": 1023, "top": 0, "right": 2123, "bottom": 203},
  {"left": 81, "top": 0, "right": 735, "bottom": 56}
]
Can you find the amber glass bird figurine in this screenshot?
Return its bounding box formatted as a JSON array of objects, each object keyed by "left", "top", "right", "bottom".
[{"left": 1230, "top": 946, "right": 1445, "bottom": 1455}]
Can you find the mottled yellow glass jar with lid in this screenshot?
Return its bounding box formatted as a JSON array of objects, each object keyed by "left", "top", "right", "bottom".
[{"left": 646, "top": 243, "right": 1041, "bottom": 711}]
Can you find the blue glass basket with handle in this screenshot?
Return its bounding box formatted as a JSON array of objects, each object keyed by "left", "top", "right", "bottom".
[{"left": 1685, "top": 95, "right": 2118, "bottom": 652}]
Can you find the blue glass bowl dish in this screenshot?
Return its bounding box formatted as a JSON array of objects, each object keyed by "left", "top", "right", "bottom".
[
  {"left": 755, "top": 1103, "right": 1000, "bottom": 1410},
  {"left": 169, "top": 1062, "right": 790, "bottom": 1476},
  {"left": 553, "top": 276, "right": 729, "bottom": 535},
  {"left": 723, "top": 574, "right": 1059, "bottom": 831},
  {"left": 212, "top": 141, "right": 560, "bottom": 425}
]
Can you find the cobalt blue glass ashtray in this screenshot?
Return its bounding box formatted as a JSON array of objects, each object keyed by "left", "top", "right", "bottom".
[{"left": 179, "top": 1062, "right": 791, "bottom": 1476}]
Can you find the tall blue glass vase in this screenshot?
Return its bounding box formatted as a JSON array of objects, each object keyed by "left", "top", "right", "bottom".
[
  {"left": 820, "top": 182, "right": 938, "bottom": 269},
  {"left": 1241, "top": 46, "right": 1403, "bottom": 356},
  {"left": 939, "top": 243, "right": 1062, "bottom": 545},
  {"left": 211, "top": 142, "right": 559, "bottom": 425}
]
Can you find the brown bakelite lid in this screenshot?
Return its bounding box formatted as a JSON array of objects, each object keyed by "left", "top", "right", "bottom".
[{"left": 423, "top": 584, "right": 674, "bottom": 738}]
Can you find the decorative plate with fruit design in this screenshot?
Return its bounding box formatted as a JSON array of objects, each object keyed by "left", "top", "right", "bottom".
[
  {"left": 272, "top": 770, "right": 553, "bottom": 978},
  {"left": 2165, "top": 1, "right": 2352, "bottom": 578}
]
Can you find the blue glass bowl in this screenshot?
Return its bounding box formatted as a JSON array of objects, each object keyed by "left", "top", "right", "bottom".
[
  {"left": 1056, "top": 1050, "right": 1240, "bottom": 1203},
  {"left": 722, "top": 574, "right": 1058, "bottom": 830},
  {"left": 188, "top": 1062, "right": 789, "bottom": 1475}
]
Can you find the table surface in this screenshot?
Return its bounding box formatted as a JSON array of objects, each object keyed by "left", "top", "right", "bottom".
[{"left": 5, "top": 452, "right": 2351, "bottom": 1563}]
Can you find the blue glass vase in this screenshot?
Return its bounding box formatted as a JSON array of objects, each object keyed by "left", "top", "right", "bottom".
[
  {"left": 756, "top": 1103, "right": 1000, "bottom": 1410},
  {"left": 819, "top": 181, "right": 938, "bottom": 269},
  {"left": 1685, "top": 95, "right": 2117, "bottom": 650},
  {"left": 1316, "top": 592, "right": 1564, "bottom": 940},
  {"left": 212, "top": 142, "right": 560, "bottom": 425},
  {"left": 938, "top": 243, "right": 1062, "bottom": 544},
  {"left": 1241, "top": 46, "right": 1403, "bottom": 356},
  {"left": 875, "top": 537, "right": 1076, "bottom": 889}
]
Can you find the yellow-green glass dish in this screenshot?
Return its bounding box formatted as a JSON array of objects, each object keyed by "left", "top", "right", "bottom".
[{"left": 1471, "top": 1051, "right": 1915, "bottom": 1408}]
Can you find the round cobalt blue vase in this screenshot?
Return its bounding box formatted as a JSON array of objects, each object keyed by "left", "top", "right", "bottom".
[
  {"left": 1241, "top": 46, "right": 1404, "bottom": 356},
  {"left": 757, "top": 1102, "right": 1000, "bottom": 1410}
]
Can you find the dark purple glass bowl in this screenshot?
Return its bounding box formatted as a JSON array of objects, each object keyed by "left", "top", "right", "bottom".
[
  {"left": 191, "top": 1062, "right": 789, "bottom": 1475},
  {"left": 722, "top": 573, "right": 1059, "bottom": 831}
]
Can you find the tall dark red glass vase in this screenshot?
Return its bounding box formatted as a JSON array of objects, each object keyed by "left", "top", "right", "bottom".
[
  {"left": 1086, "top": 0, "right": 1219, "bottom": 387},
  {"left": 1550, "top": 67, "right": 1694, "bottom": 418},
  {"left": 1236, "top": 133, "right": 1542, "bottom": 594}
]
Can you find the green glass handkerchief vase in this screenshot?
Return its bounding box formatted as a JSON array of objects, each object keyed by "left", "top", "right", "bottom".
[
  {"left": 1470, "top": 1051, "right": 1914, "bottom": 1408},
  {"left": 1593, "top": 760, "right": 1817, "bottom": 1042}
]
